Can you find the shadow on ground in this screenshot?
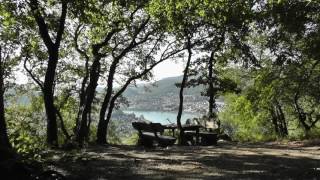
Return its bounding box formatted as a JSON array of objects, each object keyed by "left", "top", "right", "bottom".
[{"left": 46, "top": 142, "right": 320, "bottom": 180}]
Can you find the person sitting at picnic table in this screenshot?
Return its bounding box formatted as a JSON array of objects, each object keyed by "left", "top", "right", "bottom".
[{"left": 185, "top": 118, "right": 201, "bottom": 126}]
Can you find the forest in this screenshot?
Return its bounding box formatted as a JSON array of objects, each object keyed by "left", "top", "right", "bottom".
[{"left": 0, "top": 0, "right": 320, "bottom": 179}]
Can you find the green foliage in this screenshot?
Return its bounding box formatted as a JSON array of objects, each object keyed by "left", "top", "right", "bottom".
[
  {"left": 107, "top": 121, "right": 122, "bottom": 145},
  {"left": 122, "top": 133, "right": 139, "bottom": 145},
  {"left": 219, "top": 93, "right": 275, "bottom": 142},
  {"left": 6, "top": 95, "right": 46, "bottom": 159},
  {"left": 1, "top": 0, "right": 319, "bottom": 149}
]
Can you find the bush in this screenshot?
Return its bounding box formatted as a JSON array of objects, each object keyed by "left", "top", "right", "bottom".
[
  {"left": 6, "top": 103, "right": 46, "bottom": 159},
  {"left": 122, "top": 133, "right": 139, "bottom": 145},
  {"left": 219, "top": 93, "right": 275, "bottom": 142}
]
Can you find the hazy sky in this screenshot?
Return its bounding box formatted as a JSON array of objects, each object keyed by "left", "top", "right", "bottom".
[{"left": 152, "top": 60, "right": 184, "bottom": 80}]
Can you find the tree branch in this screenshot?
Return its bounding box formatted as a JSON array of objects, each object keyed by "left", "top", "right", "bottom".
[
  {"left": 23, "top": 54, "right": 44, "bottom": 90},
  {"left": 55, "top": 0, "right": 68, "bottom": 47},
  {"left": 74, "top": 24, "right": 90, "bottom": 61},
  {"left": 29, "top": 0, "right": 54, "bottom": 50}
]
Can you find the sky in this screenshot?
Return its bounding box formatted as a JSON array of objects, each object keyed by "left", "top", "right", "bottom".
[{"left": 152, "top": 60, "right": 184, "bottom": 81}]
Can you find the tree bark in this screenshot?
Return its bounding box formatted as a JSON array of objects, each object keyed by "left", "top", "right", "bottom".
[
  {"left": 208, "top": 51, "right": 216, "bottom": 118},
  {"left": 207, "top": 35, "right": 224, "bottom": 130},
  {"left": 275, "top": 100, "right": 288, "bottom": 136},
  {"left": 177, "top": 36, "right": 192, "bottom": 145},
  {"left": 102, "top": 63, "right": 162, "bottom": 142},
  {"left": 29, "top": 0, "right": 68, "bottom": 146},
  {"left": 294, "top": 94, "right": 311, "bottom": 137},
  {"left": 74, "top": 25, "right": 90, "bottom": 133},
  {"left": 96, "top": 60, "right": 117, "bottom": 144},
  {"left": 96, "top": 18, "right": 151, "bottom": 144},
  {"left": 0, "top": 46, "right": 11, "bottom": 149},
  {"left": 270, "top": 108, "right": 280, "bottom": 136},
  {"left": 74, "top": 29, "right": 118, "bottom": 146},
  {"left": 43, "top": 51, "right": 59, "bottom": 146},
  {"left": 76, "top": 55, "right": 101, "bottom": 146}
]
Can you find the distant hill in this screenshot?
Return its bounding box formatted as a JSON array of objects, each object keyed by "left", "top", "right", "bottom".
[
  {"left": 123, "top": 76, "right": 204, "bottom": 98},
  {"left": 121, "top": 76, "right": 208, "bottom": 112}
]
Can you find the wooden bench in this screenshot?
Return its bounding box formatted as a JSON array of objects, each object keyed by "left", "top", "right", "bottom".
[{"left": 132, "top": 122, "right": 176, "bottom": 147}]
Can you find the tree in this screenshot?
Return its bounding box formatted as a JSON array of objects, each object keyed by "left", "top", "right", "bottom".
[
  {"left": 0, "top": 46, "right": 10, "bottom": 149},
  {"left": 218, "top": 0, "right": 320, "bottom": 139},
  {"left": 99, "top": 33, "right": 185, "bottom": 144},
  {"left": 71, "top": 1, "right": 120, "bottom": 145},
  {"left": 23, "top": 0, "right": 69, "bottom": 146},
  {"left": 256, "top": 0, "right": 320, "bottom": 136},
  {"left": 0, "top": 1, "right": 21, "bottom": 149},
  {"left": 96, "top": 14, "right": 154, "bottom": 144}
]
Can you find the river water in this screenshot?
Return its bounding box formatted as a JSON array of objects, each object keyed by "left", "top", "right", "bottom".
[{"left": 123, "top": 110, "right": 201, "bottom": 125}]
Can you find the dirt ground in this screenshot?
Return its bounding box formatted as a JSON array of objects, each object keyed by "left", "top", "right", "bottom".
[{"left": 45, "top": 141, "right": 320, "bottom": 180}]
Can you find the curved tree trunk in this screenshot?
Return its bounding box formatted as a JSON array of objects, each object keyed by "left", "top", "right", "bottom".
[
  {"left": 74, "top": 29, "right": 118, "bottom": 146},
  {"left": 96, "top": 58, "right": 118, "bottom": 144},
  {"left": 101, "top": 41, "right": 184, "bottom": 143},
  {"left": 177, "top": 36, "right": 192, "bottom": 145},
  {"left": 29, "top": 0, "right": 68, "bottom": 147},
  {"left": 96, "top": 17, "right": 151, "bottom": 144},
  {"left": 76, "top": 56, "right": 101, "bottom": 146},
  {"left": 294, "top": 94, "right": 311, "bottom": 137}
]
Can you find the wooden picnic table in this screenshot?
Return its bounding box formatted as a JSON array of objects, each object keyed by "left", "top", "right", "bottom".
[
  {"left": 163, "top": 124, "right": 202, "bottom": 144},
  {"left": 182, "top": 125, "right": 202, "bottom": 145},
  {"left": 163, "top": 124, "right": 178, "bottom": 136},
  {"left": 163, "top": 124, "right": 218, "bottom": 145}
]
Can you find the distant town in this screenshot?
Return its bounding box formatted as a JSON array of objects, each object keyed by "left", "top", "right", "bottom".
[{"left": 121, "top": 76, "right": 224, "bottom": 113}]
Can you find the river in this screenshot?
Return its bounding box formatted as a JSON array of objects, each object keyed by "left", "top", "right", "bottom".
[{"left": 123, "top": 110, "right": 201, "bottom": 125}]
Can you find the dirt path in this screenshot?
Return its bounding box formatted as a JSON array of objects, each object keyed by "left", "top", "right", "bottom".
[{"left": 46, "top": 141, "right": 320, "bottom": 180}]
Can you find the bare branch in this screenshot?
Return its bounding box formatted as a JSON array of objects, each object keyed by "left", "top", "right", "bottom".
[
  {"left": 74, "top": 24, "right": 90, "bottom": 61},
  {"left": 94, "top": 28, "right": 121, "bottom": 53},
  {"left": 23, "top": 54, "right": 44, "bottom": 90}
]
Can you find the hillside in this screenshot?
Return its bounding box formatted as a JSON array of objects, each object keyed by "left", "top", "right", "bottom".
[
  {"left": 123, "top": 76, "right": 203, "bottom": 98},
  {"left": 121, "top": 76, "right": 209, "bottom": 113}
]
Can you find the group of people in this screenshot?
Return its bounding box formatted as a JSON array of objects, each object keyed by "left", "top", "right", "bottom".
[{"left": 185, "top": 115, "right": 220, "bottom": 132}]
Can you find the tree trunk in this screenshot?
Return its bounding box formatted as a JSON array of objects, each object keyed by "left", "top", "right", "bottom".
[
  {"left": 75, "top": 64, "right": 89, "bottom": 135},
  {"left": 177, "top": 36, "right": 192, "bottom": 145},
  {"left": 96, "top": 18, "right": 150, "bottom": 144},
  {"left": 270, "top": 100, "right": 288, "bottom": 138},
  {"left": 101, "top": 96, "right": 116, "bottom": 144},
  {"left": 96, "top": 62, "right": 117, "bottom": 144},
  {"left": 275, "top": 101, "right": 288, "bottom": 136},
  {"left": 207, "top": 35, "right": 224, "bottom": 131},
  {"left": 74, "top": 29, "right": 118, "bottom": 146},
  {"left": 76, "top": 56, "right": 101, "bottom": 146},
  {"left": 270, "top": 109, "right": 280, "bottom": 136},
  {"left": 294, "top": 94, "right": 311, "bottom": 137},
  {"left": 208, "top": 51, "right": 221, "bottom": 132},
  {"left": 43, "top": 50, "right": 59, "bottom": 146},
  {"left": 102, "top": 79, "right": 132, "bottom": 143},
  {"left": 100, "top": 48, "right": 179, "bottom": 144},
  {"left": 0, "top": 46, "right": 11, "bottom": 149},
  {"left": 29, "top": 0, "right": 68, "bottom": 147},
  {"left": 208, "top": 51, "right": 216, "bottom": 118}
]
